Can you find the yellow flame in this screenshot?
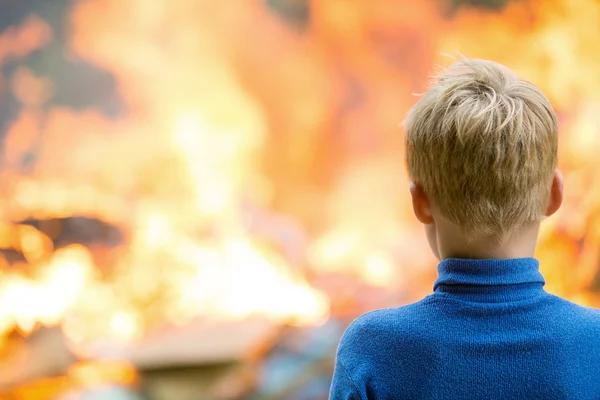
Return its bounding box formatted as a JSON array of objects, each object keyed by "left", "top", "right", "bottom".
[{"left": 1, "top": 0, "right": 600, "bottom": 355}]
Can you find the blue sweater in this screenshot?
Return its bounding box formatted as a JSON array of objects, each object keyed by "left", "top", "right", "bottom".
[{"left": 330, "top": 258, "right": 600, "bottom": 399}]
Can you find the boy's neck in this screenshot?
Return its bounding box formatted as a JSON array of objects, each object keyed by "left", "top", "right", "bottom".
[{"left": 436, "top": 220, "right": 540, "bottom": 260}]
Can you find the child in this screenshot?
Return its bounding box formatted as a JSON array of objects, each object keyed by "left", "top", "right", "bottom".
[{"left": 329, "top": 59, "right": 600, "bottom": 399}]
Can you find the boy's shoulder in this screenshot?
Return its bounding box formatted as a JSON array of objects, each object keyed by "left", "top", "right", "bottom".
[
  {"left": 546, "top": 294, "right": 600, "bottom": 328},
  {"left": 337, "top": 294, "right": 600, "bottom": 357},
  {"left": 337, "top": 299, "right": 436, "bottom": 358},
  {"left": 346, "top": 298, "right": 434, "bottom": 332}
]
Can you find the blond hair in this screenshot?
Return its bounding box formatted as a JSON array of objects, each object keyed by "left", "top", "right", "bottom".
[{"left": 405, "top": 59, "right": 558, "bottom": 239}]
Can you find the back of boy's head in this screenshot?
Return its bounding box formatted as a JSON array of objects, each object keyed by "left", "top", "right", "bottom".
[{"left": 405, "top": 58, "right": 558, "bottom": 240}]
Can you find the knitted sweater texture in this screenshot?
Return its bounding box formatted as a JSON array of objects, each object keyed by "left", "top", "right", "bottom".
[{"left": 329, "top": 258, "right": 600, "bottom": 399}]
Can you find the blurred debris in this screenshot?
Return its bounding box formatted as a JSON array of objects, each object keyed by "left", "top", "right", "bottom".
[
  {"left": 0, "top": 217, "right": 123, "bottom": 271},
  {"left": 134, "top": 318, "right": 346, "bottom": 400},
  {"left": 0, "top": 335, "right": 138, "bottom": 400},
  {"left": 142, "top": 363, "right": 251, "bottom": 400},
  {"left": 209, "top": 364, "right": 258, "bottom": 400},
  {"left": 92, "top": 318, "right": 277, "bottom": 400},
  {"left": 265, "top": 0, "right": 310, "bottom": 30},
  {"left": 126, "top": 317, "right": 278, "bottom": 370},
  {"left": 449, "top": 0, "right": 511, "bottom": 11},
  {"left": 0, "top": 327, "right": 76, "bottom": 390},
  {"left": 59, "top": 386, "right": 147, "bottom": 400},
  {"left": 247, "top": 318, "right": 345, "bottom": 400},
  {"left": 20, "top": 216, "right": 124, "bottom": 249},
  {"left": 0, "top": 248, "right": 26, "bottom": 264}
]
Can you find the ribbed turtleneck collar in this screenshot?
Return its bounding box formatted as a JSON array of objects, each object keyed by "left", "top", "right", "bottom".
[{"left": 433, "top": 258, "right": 546, "bottom": 302}]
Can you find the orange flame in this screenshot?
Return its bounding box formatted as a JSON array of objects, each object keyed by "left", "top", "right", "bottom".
[
  {"left": 0, "top": 0, "right": 599, "bottom": 358},
  {"left": 0, "top": 2, "right": 330, "bottom": 351}
]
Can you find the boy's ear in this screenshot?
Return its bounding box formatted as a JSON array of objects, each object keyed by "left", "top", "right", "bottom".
[
  {"left": 545, "top": 169, "right": 563, "bottom": 218},
  {"left": 409, "top": 182, "right": 434, "bottom": 224}
]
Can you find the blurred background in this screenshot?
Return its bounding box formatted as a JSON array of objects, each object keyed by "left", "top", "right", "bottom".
[{"left": 0, "top": 0, "right": 598, "bottom": 399}]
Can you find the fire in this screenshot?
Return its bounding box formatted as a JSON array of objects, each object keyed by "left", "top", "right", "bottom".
[
  {"left": 0, "top": 0, "right": 599, "bottom": 368},
  {"left": 0, "top": 0, "right": 330, "bottom": 351},
  {"left": 0, "top": 244, "right": 94, "bottom": 336}
]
